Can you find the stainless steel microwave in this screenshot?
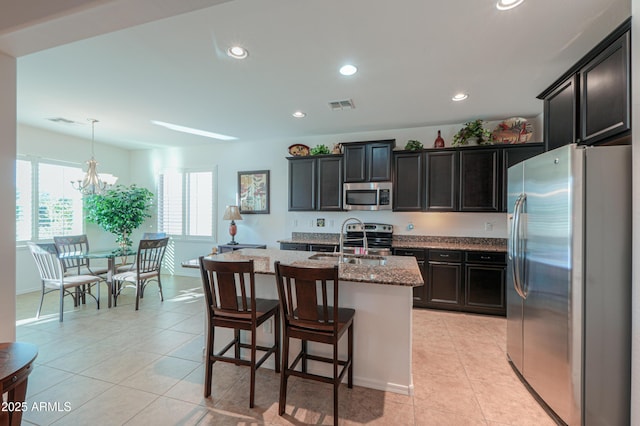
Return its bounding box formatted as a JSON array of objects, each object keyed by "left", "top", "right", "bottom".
[{"left": 343, "top": 182, "right": 393, "bottom": 211}]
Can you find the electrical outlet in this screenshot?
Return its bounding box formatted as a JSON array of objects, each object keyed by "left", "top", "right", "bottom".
[
  {"left": 264, "top": 318, "right": 272, "bottom": 334},
  {"left": 484, "top": 222, "right": 493, "bottom": 231}
]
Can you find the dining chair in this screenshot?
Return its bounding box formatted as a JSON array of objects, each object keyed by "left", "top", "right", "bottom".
[
  {"left": 115, "top": 232, "right": 167, "bottom": 272},
  {"left": 199, "top": 257, "right": 280, "bottom": 408},
  {"left": 112, "top": 237, "right": 169, "bottom": 310},
  {"left": 28, "top": 242, "right": 102, "bottom": 322},
  {"left": 274, "top": 261, "right": 354, "bottom": 426},
  {"left": 53, "top": 234, "right": 109, "bottom": 277}
]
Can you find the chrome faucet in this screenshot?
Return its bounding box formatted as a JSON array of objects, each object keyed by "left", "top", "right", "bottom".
[{"left": 339, "top": 217, "right": 368, "bottom": 260}]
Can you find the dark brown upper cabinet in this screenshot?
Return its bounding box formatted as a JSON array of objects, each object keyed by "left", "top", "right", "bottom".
[
  {"left": 316, "top": 156, "right": 343, "bottom": 211},
  {"left": 425, "top": 150, "right": 458, "bottom": 212},
  {"left": 539, "top": 19, "right": 630, "bottom": 150},
  {"left": 459, "top": 148, "right": 500, "bottom": 212},
  {"left": 579, "top": 31, "right": 630, "bottom": 145},
  {"left": 288, "top": 157, "right": 316, "bottom": 211},
  {"left": 343, "top": 140, "right": 394, "bottom": 182},
  {"left": 393, "top": 151, "right": 423, "bottom": 211},
  {"left": 288, "top": 155, "right": 343, "bottom": 211},
  {"left": 543, "top": 75, "right": 577, "bottom": 152}
]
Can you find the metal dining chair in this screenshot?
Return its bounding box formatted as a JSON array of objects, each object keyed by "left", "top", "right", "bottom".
[
  {"left": 115, "top": 232, "right": 167, "bottom": 272},
  {"left": 112, "top": 237, "right": 169, "bottom": 310},
  {"left": 53, "top": 234, "right": 109, "bottom": 277},
  {"left": 28, "top": 242, "right": 102, "bottom": 322}
]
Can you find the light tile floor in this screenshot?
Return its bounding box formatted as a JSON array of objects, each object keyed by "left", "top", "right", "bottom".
[{"left": 13, "top": 276, "right": 556, "bottom": 425}]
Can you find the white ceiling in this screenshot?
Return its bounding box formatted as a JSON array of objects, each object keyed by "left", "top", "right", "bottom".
[{"left": 9, "top": 0, "right": 632, "bottom": 149}]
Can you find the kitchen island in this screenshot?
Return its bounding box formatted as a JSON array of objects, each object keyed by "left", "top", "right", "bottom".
[{"left": 185, "top": 248, "right": 423, "bottom": 395}]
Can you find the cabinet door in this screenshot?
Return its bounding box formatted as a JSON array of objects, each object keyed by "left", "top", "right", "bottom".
[
  {"left": 393, "top": 152, "right": 423, "bottom": 211},
  {"left": 368, "top": 142, "right": 393, "bottom": 181},
  {"left": 317, "top": 156, "right": 343, "bottom": 211},
  {"left": 465, "top": 264, "right": 506, "bottom": 315},
  {"left": 459, "top": 149, "right": 499, "bottom": 212},
  {"left": 502, "top": 143, "right": 544, "bottom": 211},
  {"left": 343, "top": 144, "right": 367, "bottom": 182},
  {"left": 544, "top": 75, "right": 577, "bottom": 151},
  {"left": 425, "top": 151, "right": 458, "bottom": 211},
  {"left": 580, "top": 31, "right": 630, "bottom": 145},
  {"left": 427, "top": 261, "right": 462, "bottom": 309},
  {"left": 395, "top": 248, "right": 427, "bottom": 307},
  {"left": 288, "top": 158, "right": 316, "bottom": 211}
]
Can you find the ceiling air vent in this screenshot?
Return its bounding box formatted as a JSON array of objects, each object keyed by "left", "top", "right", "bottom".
[
  {"left": 48, "top": 117, "right": 79, "bottom": 125},
  {"left": 328, "top": 99, "right": 355, "bottom": 111}
]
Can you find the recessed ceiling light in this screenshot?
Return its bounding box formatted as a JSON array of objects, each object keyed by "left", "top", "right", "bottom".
[
  {"left": 452, "top": 93, "right": 469, "bottom": 102},
  {"left": 496, "top": 0, "right": 524, "bottom": 10},
  {"left": 292, "top": 111, "right": 306, "bottom": 118},
  {"left": 339, "top": 64, "right": 358, "bottom": 76},
  {"left": 227, "top": 46, "right": 248, "bottom": 59},
  {"left": 151, "top": 120, "right": 237, "bottom": 141}
]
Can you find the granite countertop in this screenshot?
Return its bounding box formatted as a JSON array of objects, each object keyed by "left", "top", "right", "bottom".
[
  {"left": 278, "top": 233, "right": 507, "bottom": 253},
  {"left": 183, "top": 248, "right": 423, "bottom": 287}
]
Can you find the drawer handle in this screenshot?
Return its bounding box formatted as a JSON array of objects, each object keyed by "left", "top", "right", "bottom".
[
  {"left": 439, "top": 254, "right": 450, "bottom": 258},
  {"left": 480, "top": 256, "right": 491, "bottom": 260},
  {"left": 11, "top": 375, "right": 17, "bottom": 383}
]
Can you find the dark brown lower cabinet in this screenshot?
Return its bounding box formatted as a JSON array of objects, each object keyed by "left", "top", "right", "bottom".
[
  {"left": 464, "top": 251, "right": 506, "bottom": 315},
  {"left": 427, "top": 250, "right": 462, "bottom": 310},
  {"left": 394, "top": 248, "right": 427, "bottom": 307},
  {"left": 397, "top": 248, "right": 506, "bottom": 315}
]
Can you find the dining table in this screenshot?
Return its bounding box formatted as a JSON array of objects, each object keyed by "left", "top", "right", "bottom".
[
  {"left": 58, "top": 249, "right": 136, "bottom": 308},
  {"left": 0, "top": 342, "right": 38, "bottom": 426}
]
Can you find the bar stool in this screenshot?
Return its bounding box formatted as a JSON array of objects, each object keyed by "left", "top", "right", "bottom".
[
  {"left": 274, "top": 261, "right": 354, "bottom": 426},
  {"left": 199, "top": 257, "right": 280, "bottom": 408}
]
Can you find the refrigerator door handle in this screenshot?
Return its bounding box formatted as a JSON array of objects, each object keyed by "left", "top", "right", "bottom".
[
  {"left": 517, "top": 194, "right": 528, "bottom": 297},
  {"left": 511, "top": 194, "right": 527, "bottom": 299}
]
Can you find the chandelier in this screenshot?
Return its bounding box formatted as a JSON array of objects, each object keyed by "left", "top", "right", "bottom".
[{"left": 71, "top": 119, "right": 117, "bottom": 195}]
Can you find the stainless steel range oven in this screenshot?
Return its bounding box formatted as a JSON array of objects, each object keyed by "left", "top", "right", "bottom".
[{"left": 342, "top": 223, "right": 393, "bottom": 256}]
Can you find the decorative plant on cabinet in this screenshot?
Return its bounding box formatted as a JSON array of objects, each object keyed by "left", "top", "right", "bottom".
[{"left": 85, "top": 184, "right": 154, "bottom": 251}]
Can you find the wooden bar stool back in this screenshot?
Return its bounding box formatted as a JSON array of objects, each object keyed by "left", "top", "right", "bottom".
[
  {"left": 274, "top": 261, "right": 354, "bottom": 426},
  {"left": 199, "top": 257, "right": 280, "bottom": 408}
]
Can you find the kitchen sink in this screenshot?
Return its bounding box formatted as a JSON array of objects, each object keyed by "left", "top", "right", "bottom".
[{"left": 307, "top": 253, "right": 387, "bottom": 266}]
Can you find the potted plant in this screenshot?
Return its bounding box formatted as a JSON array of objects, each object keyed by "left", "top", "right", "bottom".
[
  {"left": 85, "top": 184, "right": 154, "bottom": 251},
  {"left": 310, "top": 144, "right": 331, "bottom": 155},
  {"left": 452, "top": 119, "right": 492, "bottom": 146}
]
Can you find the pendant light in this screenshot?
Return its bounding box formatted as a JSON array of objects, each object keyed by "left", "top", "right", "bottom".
[{"left": 71, "top": 119, "right": 117, "bottom": 195}]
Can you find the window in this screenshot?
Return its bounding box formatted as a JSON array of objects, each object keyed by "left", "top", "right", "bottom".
[
  {"left": 158, "top": 168, "right": 216, "bottom": 238},
  {"left": 16, "top": 157, "right": 84, "bottom": 242}
]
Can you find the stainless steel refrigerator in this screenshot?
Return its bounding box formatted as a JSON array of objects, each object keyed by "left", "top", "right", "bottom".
[{"left": 506, "top": 144, "right": 631, "bottom": 425}]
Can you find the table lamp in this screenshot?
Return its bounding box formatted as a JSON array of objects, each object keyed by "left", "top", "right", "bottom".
[{"left": 223, "top": 205, "right": 243, "bottom": 245}]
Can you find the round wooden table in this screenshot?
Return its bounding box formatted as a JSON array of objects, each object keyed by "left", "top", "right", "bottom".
[{"left": 0, "top": 342, "right": 38, "bottom": 426}]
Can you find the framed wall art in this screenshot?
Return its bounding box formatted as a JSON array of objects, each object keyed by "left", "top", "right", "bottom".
[{"left": 238, "top": 170, "right": 270, "bottom": 214}]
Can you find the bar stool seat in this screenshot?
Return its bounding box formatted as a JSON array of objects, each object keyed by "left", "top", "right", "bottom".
[{"left": 274, "top": 261, "right": 354, "bottom": 426}]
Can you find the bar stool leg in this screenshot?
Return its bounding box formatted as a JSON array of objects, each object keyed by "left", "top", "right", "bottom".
[{"left": 279, "top": 332, "right": 290, "bottom": 415}]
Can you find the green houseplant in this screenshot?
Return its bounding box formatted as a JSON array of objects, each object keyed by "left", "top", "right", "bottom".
[
  {"left": 310, "top": 144, "right": 331, "bottom": 155},
  {"left": 85, "top": 184, "right": 154, "bottom": 251},
  {"left": 452, "top": 119, "right": 492, "bottom": 146}
]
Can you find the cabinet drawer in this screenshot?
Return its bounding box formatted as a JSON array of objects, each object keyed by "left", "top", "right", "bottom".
[
  {"left": 466, "top": 251, "right": 506, "bottom": 264},
  {"left": 280, "top": 243, "right": 309, "bottom": 251},
  {"left": 309, "top": 244, "right": 338, "bottom": 253},
  {"left": 428, "top": 250, "right": 462, "bottom": 262},
  {"left": 394, "top": 248, "right": 426, "bottom": 260}
]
